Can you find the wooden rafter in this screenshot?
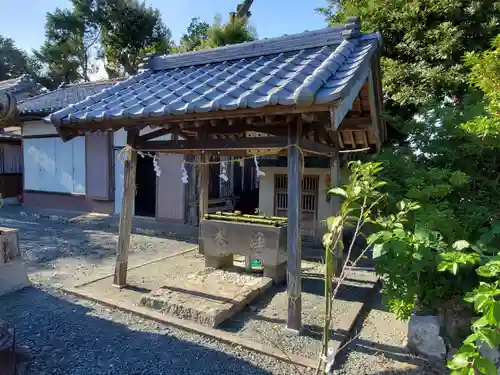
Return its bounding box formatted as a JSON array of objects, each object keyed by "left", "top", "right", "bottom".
[
  {"left": 137, "top": 136, "right": 289, "bottom": 152},
  {"left": 139, "top": 127, "right": 174, "bottom": 142}
]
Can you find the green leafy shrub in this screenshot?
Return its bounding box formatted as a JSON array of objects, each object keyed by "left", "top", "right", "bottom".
[{"left": 438, "top": 230, "right": 500, "bottom": 374}]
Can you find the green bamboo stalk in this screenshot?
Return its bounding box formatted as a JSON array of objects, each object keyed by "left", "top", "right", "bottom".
[{"left": 322, "top": 240, "right": 333, "bottom": 374}]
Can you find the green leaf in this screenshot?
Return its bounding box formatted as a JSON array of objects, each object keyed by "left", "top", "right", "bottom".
[
  {"left": 352, "top": 185, "right": 362, "bottom": 196},
  {"left": 393, "top": 228, "right": 406, "bottom": 238},
  {"left": 322, "top": 233, "right": 333, "bottom": 249},
  {"left": 472, "top": 315, "right": 490, "bottom": 329},
  {"left": 476, "top": 328, "right": 500, "bottom": 348},
  {"left": 396, "top": 200, "right": 406, "bottom": 211},
  {"left": 372, "top": 243, "right": 386, "bottom": 258},
  {"left": 457, "top": 345, "right": 478, "bottom": 355},
  {"left": 448, "top": 352, "right": 471, "bottom": 369},
  {"left": 453, "top": 240, "right": 470, "bottom": 251},
  {"left": 477, "top": 260, "right": 500, "bottom": 278},
  {"left": 328, "top": 187, "right": 347, "bottom": 198},
  {"left": 367, "top": 232, "right": 383, "bottom": 244},
  {"left": 486, "top": 301, "right": 500, "bottom": 325},
  {"left": 464, "top": 332, "right": 479, "bottom": 345},
  {"left": 326, "top": 216, "right": 342, "bottom": 232},
  {"left": 475, "top": 357, "right": 497, "bottom": 375}
]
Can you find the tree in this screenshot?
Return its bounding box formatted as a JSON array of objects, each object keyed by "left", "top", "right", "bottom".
[
  {"left": 371, "top": 39, "right": 500, "bottom": 375},
  {"left": 33, "top": 0, "right": 101, "bottom": 85},
  {"left": 0, "top": 36, "right": 37, "bottom": 81},
  {"left": 376, "top": 37, "right": 500, "bottom": 243},
  {"left": 177, "top": 1, "right": 256, "bottom": 53},
  {"left": 317, "top": 0, "right": 500, "bottom": 117},
  {"left": 201, "top": 13, "right": 256, "bottom": 49},
  {"left": 38, "top": 1, "right": 100, "bottom": 83},
  {"left": 177, "top": 18, "right": 210, "bottom": 52},
  {"left": 34, "top": 0, "right": 173, "bottom": 82},
  {"left": 98, "top": 0, "right": 173, "bottom": 77}
]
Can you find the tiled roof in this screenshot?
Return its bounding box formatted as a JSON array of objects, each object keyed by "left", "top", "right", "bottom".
[
  {"left": 18, "top": 80, "right": 120, "bottom": 115},
  {"left": 50, "top": 19, "right": 381, "bottom": 125},
  {"left": 0, "top": 75, "right": 43, "bottom": 102}
]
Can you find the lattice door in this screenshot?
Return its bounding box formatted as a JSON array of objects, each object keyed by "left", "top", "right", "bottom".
[{"left": 274, "top": 175, "right": 319, "bottom": 241}]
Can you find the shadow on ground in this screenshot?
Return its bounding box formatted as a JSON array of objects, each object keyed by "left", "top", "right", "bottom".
[
  {"left": 0, "top": 214, "right": 193, "bottom": 279},
  {"left": 0, "top": 287, "right": 280, "bottom": 375}
]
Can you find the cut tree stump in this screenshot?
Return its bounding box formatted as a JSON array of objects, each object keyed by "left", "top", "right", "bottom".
[{"left": 0, "top": 228, "right": 30, "bottom": 297}]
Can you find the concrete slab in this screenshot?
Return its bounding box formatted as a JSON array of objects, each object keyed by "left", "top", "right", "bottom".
[
  {"left": 140, "top": 268, "right": 272, "bottom": 328},
  {"left": 0, "top": 262, "right": 30, "bottom": 297},
  {"left": 0, "top": 227, "right": 30, "bottom": 297}
]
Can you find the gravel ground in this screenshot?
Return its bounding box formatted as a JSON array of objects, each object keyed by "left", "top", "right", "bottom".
[
  {"left": 0, "top": 213, "right": 444, "bottom": 374},
  {"left": 331, "top": 292, "right": 447, "bottom": 375},
  {"left": 1, "top": 287, "right": 313, "bottom": 375},
  {"left": 0, "top": 216, "right": 193, "bottom": 287},
  {"left": 0, "top": 215, "right": 313, "bottom": 374},
  {"left": 220, "top": 263, "right": 375, "bottom": 360}
]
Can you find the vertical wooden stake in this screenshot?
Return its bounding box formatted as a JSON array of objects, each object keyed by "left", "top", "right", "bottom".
[
  {"left": 198, "top": 151, "right": 210, "bottom": 255},
  {"left": 287, "top": 118, "right": 302, "bottom": 332},
  {"left": 113, "top": 129, "right": 139, "bottom": 288},
  {"left": 184, "top": 154, "right": 198, "bottom": 225}
]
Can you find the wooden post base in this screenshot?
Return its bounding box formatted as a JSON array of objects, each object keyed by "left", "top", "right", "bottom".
[{"left": 113, "top": 261, "right": 128, "bottom": 288}]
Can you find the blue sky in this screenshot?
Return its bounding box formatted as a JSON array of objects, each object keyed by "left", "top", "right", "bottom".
[{"left": 0, "top": 0, "right": 328, "bottom": 52}]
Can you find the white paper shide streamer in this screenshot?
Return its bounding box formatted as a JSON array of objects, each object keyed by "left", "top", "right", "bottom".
[
  {"left": 254, "top": 155, "right": 265, "bottom": 177},
  {"left": 153, "top": 155, "right": 161, "bottom": 177},
  {"left": 219, "top": 161, "right": 228, "bottom": 182},
  {"left": 180, "top": 161, "right": 189, "bottom": 184}
]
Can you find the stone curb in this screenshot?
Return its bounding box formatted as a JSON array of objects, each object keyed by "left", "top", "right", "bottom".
[{"left": 62, "top": 285, "right": 318, "bottom": 370}]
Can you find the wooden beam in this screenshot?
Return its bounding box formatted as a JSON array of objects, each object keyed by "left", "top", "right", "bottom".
[
  {"left": 264, "top": 115, "right": 275, "bottom": 124},
  {"left": 347, "top": 131, "right": 356, "bottom": 147},
  {"left": 58, "top": 103, "right": 332, "bottom": 138},
  {"left": 193, "top": 122, "right": 288, "bottom": 136},
  {"left": 184, "top": 155, "right": 198, "bottom": 226},
  {"left": 300, "top": 113, "right": 317, "bottom": 123},
  {"left": 367, "top": 68, "right": 382, "bottom": 150},
  {"left": 138, "top": 137, "right": 289, "bottom": 152},
  {"left": 139, "top": 127, "right": 173, "bottom": 142},
  {"left": 371, "top": 54, "right": 386, "bottom": 141},
  {"left": 287, "top": 118, "right": 302, "bottom": 332},
  {"left": 113, "top": 128, "right": 139, "bottom": 288},
  {"left": 298, "top": 139, "right": 336, "bottom": 155},
  {"left": 179, "top": 131, "right": 195, "bottom": 139},
  {"left": 198, "top": 149, "right": 210, "bottom": 255},
  {"left": 360, "top": 131, "right": 369, "bottom": 147},
  {"left": 338, "top": 116, "right": 373, "bottom": 130}
]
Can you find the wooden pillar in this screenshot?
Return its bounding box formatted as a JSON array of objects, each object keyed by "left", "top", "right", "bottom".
[
  {"left": 198, "top": 150, "right": 210, "bottom": 255},
  {"left": 287, "top": 118, "right": 302, "bottom": 332},
  {"left": 184, "top": 154, "right": 198, "bottom": 226},
  {"left": 113, "top": 128, "right": 139, "bottom": 288},
  {"left": 330, "top": 152, "right": 343, "bottom": 277}
]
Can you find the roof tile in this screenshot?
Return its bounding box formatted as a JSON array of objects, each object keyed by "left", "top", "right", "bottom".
[
  {"left": 49, "top": 22, "right": 380, "bottom": 125},
  {"left": 18, "top": 80, "right": 120, "bottom": 114}
]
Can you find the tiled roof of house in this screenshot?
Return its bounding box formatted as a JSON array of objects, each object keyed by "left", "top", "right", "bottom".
[
  {"left": 49, "top": 18, "right": 381, "bottom": 125},
  {"left": 18, "top": 80, "right": 121, "bottom": 115},
  {"left": 0, "top": 75, "right": 43, "bottom": 102}
]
